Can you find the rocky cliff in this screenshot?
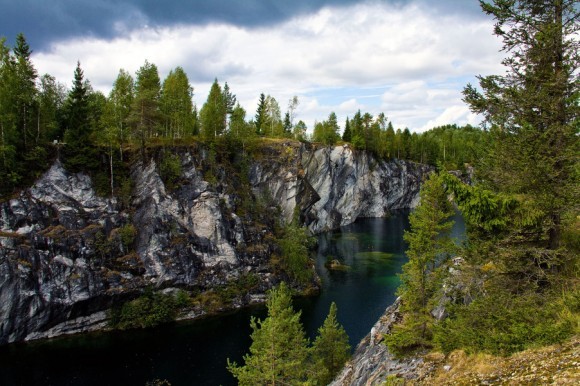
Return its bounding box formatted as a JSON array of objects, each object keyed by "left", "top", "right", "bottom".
[
  {"left": 0, "top": 143, "right": 429, "bottom": 345},
  {"left": 330, "top": 299, "right": 424, "bottom": 385}
]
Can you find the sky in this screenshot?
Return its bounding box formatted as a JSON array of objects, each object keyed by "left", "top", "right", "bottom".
[{"left": 1, "top": 0, "right": 506, "bottom": 133}]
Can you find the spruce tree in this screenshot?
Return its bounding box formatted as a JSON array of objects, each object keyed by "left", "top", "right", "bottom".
[
  {"left": 386, "top": 173, "right": 454, "bottom": 354},
  {"left": 342, "top": 117, "right": 352, "bottom": 142},
  {"left": 254, "top": 93, "right": 266, "bottom": 135},
  {"left": 13, "top": 33, "right": 37, "bottom": 151},
  {"left": 463, "top": 0, "right": 579, "bottom": 250},
  {"left": 228, "top": 282, "right": 309, "bottom": 385},
  {"left": 310, "top": 302, "right": 350, "bottom": 385},
  {"left": 62, "top": 62, "right": 96, "bottom": 172}
]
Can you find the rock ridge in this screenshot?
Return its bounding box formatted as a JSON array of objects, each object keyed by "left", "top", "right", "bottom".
[{"left": 0, "top": 144, "right": 430, "bottom": 344}]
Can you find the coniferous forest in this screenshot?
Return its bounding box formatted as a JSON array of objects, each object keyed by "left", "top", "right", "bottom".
[
  {"left": 0, "top": 0, "right": 578, "bottom": 384},
  {"left": 0, "top": 32, "right": 484, "bottom": 199}
]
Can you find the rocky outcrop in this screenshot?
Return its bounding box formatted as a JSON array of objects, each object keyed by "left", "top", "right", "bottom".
[
  {"left": 251, "top": 144, "right": 428, "bottom": 233},
  {"left": 330, "top": 298, "right": 424, "bottom": 386},
  {"left": 0, "top": 144, "right": 429, "bottom": 345}
]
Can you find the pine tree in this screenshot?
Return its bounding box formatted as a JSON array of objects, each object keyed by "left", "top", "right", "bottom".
[
  {"left": 386, "top": 173, "right": 454, "bottom": 354},
  {"left": 228, "top": 282, "right": 309, "bottom": 385},
  {"left": 254, "top": 93, "right": 266, "bottom": 135},
  {"left": 37, "top": 74, "right": 66, "bottom": 144},
  {"left": 310, "top": 302, "right": 350, "bottom": 385},
  {"left": 283, "top": 111, "right": 292, "bottom": 137}
]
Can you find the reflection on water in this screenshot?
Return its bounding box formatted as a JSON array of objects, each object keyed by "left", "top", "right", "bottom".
[
  {"left": 0, "top": 210, "right": 465, "bottom": 386},
  {"left": 296, "top": 212, "right": 412, "bottom": 345}
]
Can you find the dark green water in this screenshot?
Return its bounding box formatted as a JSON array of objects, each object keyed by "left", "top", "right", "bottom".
[{"left": 0, "top": 210, "right": 465, "bottom": 385}]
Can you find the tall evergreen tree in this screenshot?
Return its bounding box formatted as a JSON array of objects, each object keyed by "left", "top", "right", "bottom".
[
  {"left": 0, "top": 37, "right": 20, "bottom": 191},
  {"left": 463, "top": 0, "right": 579, "bottom": 249},
  {"left": 13, "top": 33, "right": 37, "bottom": 151},
  {"left": 228, "top": 282, "right": 309, "bottom": 385},
  {"left": 62, "top": 62, "right": 95, "bottom": 172},
  {"left": 283, "top": 111, "right": 292, "bottom": 137},
  {"left": 254, "top": 93, "right": 266, "bottom": 135},
  {"left": 342, "top": 117, "right": 352, "bottom": 142},
  {"left": 386, "top": 173, "right": 454, "bottom": 354},
  {"left": 310, "top": 302, "right": 350, "bottom": 385}
]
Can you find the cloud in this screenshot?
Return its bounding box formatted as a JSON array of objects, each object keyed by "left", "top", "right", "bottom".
[
  {"left": 29, "top": 1, "right": 504, "bottom": 132},
  {"left": 1, "top": 0, "right": 487, "bottom": 51}
]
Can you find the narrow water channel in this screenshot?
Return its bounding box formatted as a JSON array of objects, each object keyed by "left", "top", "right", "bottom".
[{"left": 0, "top": 210, "right": 465, "bottom": 385}]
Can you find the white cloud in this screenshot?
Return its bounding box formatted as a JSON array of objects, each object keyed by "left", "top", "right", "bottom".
[{"left": 32, "top": 1, "right": 504, "bottom": 132}]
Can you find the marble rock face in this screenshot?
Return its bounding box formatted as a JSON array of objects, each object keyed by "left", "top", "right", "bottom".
[{"left": 0, "top": 145, "right": 429, "bottom": 344}]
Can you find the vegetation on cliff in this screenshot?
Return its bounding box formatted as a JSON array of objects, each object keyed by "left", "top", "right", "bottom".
[
  {"left": 228, "top": 282, "right": 350, "bottom": 385},
  {"left": 386, "top": 0, "right": 579, "bottom": 362},
  {"left": 0, "top": 31, "right": 483, "bottom": 199}
]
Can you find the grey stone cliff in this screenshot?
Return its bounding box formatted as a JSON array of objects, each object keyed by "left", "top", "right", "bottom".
[
  {"left": 0, "top": 144, "right": 429, "bottom": 345},
  {"left": 330, "top": 298, "right": 424, "bottom": 386}
]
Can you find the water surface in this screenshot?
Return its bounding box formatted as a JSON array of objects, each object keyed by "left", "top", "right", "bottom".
[{"left": 0, "top": 210, "right": 464, "bottom": 385}]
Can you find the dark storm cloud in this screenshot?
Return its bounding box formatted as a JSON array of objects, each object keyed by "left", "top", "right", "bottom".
[{"left": 0, "top": 0, "right": 484, "bottom": 51}]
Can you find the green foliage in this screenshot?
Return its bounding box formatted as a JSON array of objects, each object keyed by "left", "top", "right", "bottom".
[
  {"left": 385, "top": 173, "right": 455, "bottom": 355},
  {"left": 254, "top": 93, "right": 266, "bottom": 136},
  {"left": 62, "top": 62, "right": 98, "bottom": 172},
  {"left": 433, "top": 290, "right": 577, "bottom": 356},
  {"left": 463, "top": 0, "right": 578, "bottom": 250},
  {"left": 275, "top": 222, "right": 316, "bottom": 285},
  {"left": 158, "top": 152, "right": 182, "bottom": 189},
  {"left": 118, "top": 223, "right": 136, "bottom": 251},
  {"left": 199, "top": 79, "right": 226, "bottom": 141},
  {"left": 407, "top": 1, "right": 580, "bottom": 360},
  {"left": 160, "top": 67, "right": 194, "bottom": 139},
  {"left": 228, "top": 282, "right": 310, "bottom": 385},
  {"left": 310, "top": 302, "right": 351, "bottom": 385},
  {"left": 441, "top": 172, "right": 520, "bottom": 234},
  {"left": 130, "top": 60, "right": 161, "bottom": 158},
  {"left": 312, "top": 112, "right": 340, "bottom": 145},
  {"left": 383, "top": 375, "right": 406, "bottom": 386},
  {"left": 109, "top": 289, "right": 189, "bottom": 330},
  {"left": 228, "top": 283, "right": 351, "bottom": 385}
]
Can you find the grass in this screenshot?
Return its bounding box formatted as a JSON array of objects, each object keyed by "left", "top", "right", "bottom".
[{"left": 414, "top": 335, "right": 580, "bottom": 385}]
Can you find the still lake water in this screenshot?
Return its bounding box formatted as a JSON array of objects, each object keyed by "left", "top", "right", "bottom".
[{"left": 0, "top": 210, "right": 465, "bottom": 385}]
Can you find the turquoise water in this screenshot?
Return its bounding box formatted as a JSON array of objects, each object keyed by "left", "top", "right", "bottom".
[{"left": 0, "top": 210, "right": 465, "bottom": 385}]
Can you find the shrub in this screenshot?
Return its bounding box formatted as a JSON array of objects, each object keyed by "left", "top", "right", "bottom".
[
  {"left": 158, "top": 152, "right": 182, "bottom": 189},
  {"left": 110, "top": 289, "right": 190, "bottom": 330},
  {"left": 433, "top": 291, "right": 576, "bottom": 356}
]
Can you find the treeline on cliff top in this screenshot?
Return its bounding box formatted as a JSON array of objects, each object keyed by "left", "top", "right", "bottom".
[{"left": 0, "top": 32, "right": 483, "bottom": 198}]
